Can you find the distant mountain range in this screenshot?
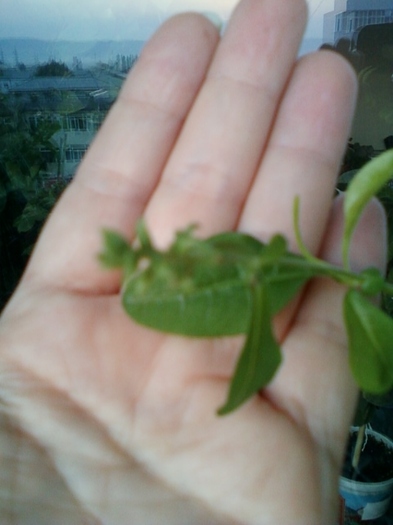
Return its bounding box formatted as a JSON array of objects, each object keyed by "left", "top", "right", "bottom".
[{"left": 0, "top": 38, "right": 146, "bottom": 67}]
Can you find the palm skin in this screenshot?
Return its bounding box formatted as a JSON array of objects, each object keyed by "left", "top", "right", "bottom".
[{"left": 0, "top": 1, "right": 387, "bottom": 524}]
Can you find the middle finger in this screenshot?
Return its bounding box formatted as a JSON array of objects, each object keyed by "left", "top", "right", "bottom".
[{"left": 145, "top": 0, "right": 308, "bottom": 245}]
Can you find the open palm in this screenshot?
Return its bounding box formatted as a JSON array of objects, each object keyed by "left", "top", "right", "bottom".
[{"left": 0, "top": 1, "right": 387, "bottom": 524}]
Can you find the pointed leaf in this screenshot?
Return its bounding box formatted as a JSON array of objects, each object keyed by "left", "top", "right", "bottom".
[
  {"left": 343, "top": 150, "right": 393, "bottom": 268},
  {"left": 344, "top": 289, "right": 393, "bottom": 393},
  {"left": 218, "top": 282, "right": 282, "bottom": 415},
  {"left": 123, "top": 275, "right": 252, "bottom": 336}
]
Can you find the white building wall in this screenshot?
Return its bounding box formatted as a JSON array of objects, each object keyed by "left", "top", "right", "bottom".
[{"left": 323, "top": 1, "right": 348, "bottom": 42}]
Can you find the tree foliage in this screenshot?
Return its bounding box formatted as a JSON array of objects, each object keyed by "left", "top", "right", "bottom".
[
  {"left": 0, "top": 112, "right": 64, "bottom": 310},
  {"left": 35, "top": 60, "right": 73, "bottom": 77}
]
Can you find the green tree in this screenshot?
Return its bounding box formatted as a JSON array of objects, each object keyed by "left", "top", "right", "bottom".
[
  {"left": 0, "top": 112, "right": 62, "bottom": 309},
  {"left": 35, "top": 60, "right": 73, "bottom": 77}
]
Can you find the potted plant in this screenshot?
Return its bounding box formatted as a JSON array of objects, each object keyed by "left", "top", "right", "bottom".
[
  {"left": 336, "top": 153, "right": 393, "bottom": 523},
  {"left": 339, "top": 396, "right": 393, "bottom": 523}
]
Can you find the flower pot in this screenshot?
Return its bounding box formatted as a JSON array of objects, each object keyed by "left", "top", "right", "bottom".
[{"left": 339, "top": 427, "right": 393, "bottom": 523}]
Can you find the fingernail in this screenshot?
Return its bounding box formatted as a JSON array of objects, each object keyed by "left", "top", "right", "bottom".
[{"left": 201, "top": 11, "right": 223, "bottom": 31}]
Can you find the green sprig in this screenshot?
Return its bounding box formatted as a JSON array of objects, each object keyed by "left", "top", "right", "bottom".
[{"left": 99, "top": 151, "right": 393, "bottom": 414}]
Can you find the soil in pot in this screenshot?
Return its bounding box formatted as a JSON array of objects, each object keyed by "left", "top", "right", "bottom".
[{"left": 342, "top": 432, "right": 393, "bottom": 483}]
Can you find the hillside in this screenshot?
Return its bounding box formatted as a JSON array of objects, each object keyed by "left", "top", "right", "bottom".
[{"left": 0, "top": 38, "right": 145, "bottom": 67}]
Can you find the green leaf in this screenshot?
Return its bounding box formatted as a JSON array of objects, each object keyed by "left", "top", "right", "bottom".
[
  {"left": 344, "top": 289, "right": 393, "bottom": 394},
  {"left": 206, "top": 231, "right": 288, "bottom": 269},
  {"left": 343, "top": 150, "right": 393, "bottom": 269},
  {"left": 206, "top": 231, "right": 266, "bottom": 256},
  {"left": 261, "top": 235, "right": 288, "bottom": 265},
  {"left": 98, "top": 230, "right": 136, "bottom": 271},
  {"left": 121, "top": 227, "right": 310, "bottom": 337},
  {"left": 14, "top": 205, "right": 46, "bottom": 232},
  {"left": 266, "top": 263, "right": 312, "bottom": 314},
  {"left": 359, "top": 267, "right": 385, "bottom": 296},
  {"left": 122, "top": 229, "right": 257, "bottom": 336},
  {"left": 208, "top": 232, "right": 312, "bottom": 315},
  {"left": 218, "top": 281, "right": 282, "bottom": 415},
  {"left": 123, "top": 275, "right": 252, "bottom": 336},
  {"left": 122, "top": 262, "right": 311, "bottom": 337},
  {"left": 363, "top": 388, "right": 393, "bottom": 408}
]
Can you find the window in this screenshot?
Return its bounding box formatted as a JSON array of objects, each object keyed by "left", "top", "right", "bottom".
[
  {"left": 63, "top": 116, "right": 88, "bottom": 132},
  {"left": 65, "top": 146, "right": 88, "bottom": 162}
]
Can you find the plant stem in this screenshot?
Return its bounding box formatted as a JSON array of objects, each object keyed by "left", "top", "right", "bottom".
[
  {"left": 274, "top": 256, "right": 393, "bottom": 297},
  {"left": 352, "top": 424, "right": 366, "bottom": 477}
]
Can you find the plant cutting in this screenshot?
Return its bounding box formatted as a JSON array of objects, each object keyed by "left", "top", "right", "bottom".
[{"left": 99, "top": 149, "right": 393, "bottom": 416}]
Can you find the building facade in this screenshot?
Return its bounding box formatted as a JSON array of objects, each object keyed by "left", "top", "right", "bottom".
[
  {"left": 323, "top": 0, "right": 393, "bottom": 44},
  {"left": 0, "top": 68, "right": 122, "bottom": 179}
]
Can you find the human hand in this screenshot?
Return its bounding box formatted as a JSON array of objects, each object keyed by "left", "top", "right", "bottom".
[{"left": 0, "top": 1, "right": 387, "bottom": 524}]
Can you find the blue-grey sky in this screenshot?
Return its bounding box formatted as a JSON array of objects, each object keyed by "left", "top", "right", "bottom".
[{"left": 0, "top": 0, "right": 335, "bottom": 41}]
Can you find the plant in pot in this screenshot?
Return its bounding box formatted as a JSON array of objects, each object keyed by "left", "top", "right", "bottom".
[
  {"left": 339, "top": 394, "right": 393, "bottom": 524},
  {"left": 99, "top": 151, "right": 393, "bottom": 517},
  {"left": 336, "top": 156, "right": 393, "bottom": 523}
]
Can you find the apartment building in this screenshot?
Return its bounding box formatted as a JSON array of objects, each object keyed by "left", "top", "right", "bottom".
[
  {"left": 0, "top": 68, "right": 121, "bottom": 179},
  {"left": 323, "top": 0, "right": 393, "bottom": 44}
]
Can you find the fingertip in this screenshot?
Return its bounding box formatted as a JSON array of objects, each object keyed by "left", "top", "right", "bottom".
[
  {"left": 317, "top": 48, "right": 358, "bottom": 94},
  {"left": 297, "top": 49, "right": 358, "bottom": 115},
  {"left": 135, "top": 11, "right": 220, "bottom": 68},
  {"left": 199, "top": 11, "right": 223, "bottom": 32}
]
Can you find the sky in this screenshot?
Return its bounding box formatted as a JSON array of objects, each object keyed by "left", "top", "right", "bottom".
[{"left": 0, "top": 0, "right": 335, "bottom": 42}]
